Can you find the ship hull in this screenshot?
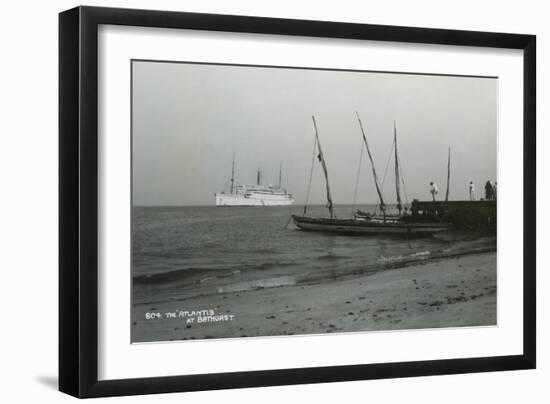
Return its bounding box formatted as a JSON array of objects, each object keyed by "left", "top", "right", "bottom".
[
  {"left": 215, "top": 193, "right": 294, "bottom": 207},
  {"left": 291, "top": 215, "right": 450, "bottom": 235}
]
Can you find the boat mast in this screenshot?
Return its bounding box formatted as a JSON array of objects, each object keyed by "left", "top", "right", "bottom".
[
  {"left": 230, "top": 151, "right": 235, "bottom": 194},
  {"left": 355, "top": 112, "right": 386, "bottom": 215},
  {"left": 278, "top": 161, "right": 282, "bottom": 189},
  {"left": 445, "top": 147, "right": 451, "bottom": 202},
  {"left": 394, "top": 121, "right": 402, "bottom": 214},
  {"left": 312, "top": 115, "right": 335, "bottom": 219}
]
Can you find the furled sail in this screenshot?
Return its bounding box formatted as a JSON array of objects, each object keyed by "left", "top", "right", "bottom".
[
  {"left": 445, "top": 147, "right": 451, "bottom": 202},
  {"left": 356, "top": 112, "right": 385, "bottom": 214},
  {"left": 394, "top": 121, "right": 402, "bottom": 214},
  {"left": 312, "top": 115, "right": 335, "bottom": 219}
]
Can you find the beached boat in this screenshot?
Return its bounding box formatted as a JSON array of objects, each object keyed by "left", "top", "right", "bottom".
[
  {"left": 292, "top": 215, "right": 450, "bottom": 235},
  {"left": 215, "top": 155, "right": 294, "bottom": 206},
  {"left": 353, "top": 118, "right": 404, "bottom": 221},
  {"left": 291, "top": 114, "right": 450, "bottom": 235}
]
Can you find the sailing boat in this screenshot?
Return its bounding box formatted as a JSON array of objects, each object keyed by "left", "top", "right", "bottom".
[
  {"left": 291, "top": 115, "right": 450, "bottom": 235},
  {"left": 355, "top": 118, "right": 403, "bottom": 221}
]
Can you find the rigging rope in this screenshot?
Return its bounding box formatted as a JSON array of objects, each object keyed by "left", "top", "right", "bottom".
[
  {"left": 380, "top": 140, "right": 395, "bottom": 189},
  {"left": 350, "top": 141, "right": 365, "bottom": 218},
  {"left": 303, "top": 136, "right": 318, "bottom": 215},
  {"left": 221, "top": 179, "right": 230, "bottom": 194},
  {"left": 371, "top": 141, "right": 393, "bottom": 212}
]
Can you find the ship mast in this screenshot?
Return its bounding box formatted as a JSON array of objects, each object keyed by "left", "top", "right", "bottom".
[
  {"left": 312, "top": 115, "right": 335, "bottom": 219},
  {"left": 394, "top": 121, "right": 402, "bottom": 214},
  {"left": 230, "top": 151, "right": 235, "bottom": 194},
  {"left": 278, "top": 161, "right": 282, "bottom": 189},
  {"left": 356, "top": 112, "right": 385, "bottom": 215},
  {"left": 445, "top": 147, "right": 451, "bottom": 202}
]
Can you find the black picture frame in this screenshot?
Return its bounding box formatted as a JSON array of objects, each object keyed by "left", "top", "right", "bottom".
[{"left": 59, "top": 5, "right": 536, "bottom": 398}]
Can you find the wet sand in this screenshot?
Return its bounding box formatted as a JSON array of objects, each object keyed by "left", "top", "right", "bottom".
[{"left": 132, "top": 252, "right": 496, "bottom": 342}]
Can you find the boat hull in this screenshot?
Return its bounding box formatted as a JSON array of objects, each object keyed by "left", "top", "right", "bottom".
[
  {"left": 215, "top": 193, "right": 294, "bottom": 207},
  {"left": 291, "top": 215, "right": 449, "bottom": 235},
  {"left": 354, "top": 210, "right": 402, "bottom": 222}
]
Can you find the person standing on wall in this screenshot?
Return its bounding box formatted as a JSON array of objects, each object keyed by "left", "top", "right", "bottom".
[
  {"left": 430, "top": 181, "right": 438, "bottom": 202},
  {"left": 485, "top": 180, "right": 493, "bottom": 200},
  {"left": 469, "top": 181, "right": 475, "bottom": 201}
]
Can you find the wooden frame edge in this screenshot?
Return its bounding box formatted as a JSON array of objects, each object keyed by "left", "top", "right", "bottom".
[{"left": 59, "top": 6, "right": 537, "bottom": 398}]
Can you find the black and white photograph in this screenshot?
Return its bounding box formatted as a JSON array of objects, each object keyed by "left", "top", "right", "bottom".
[
  {"left": 131, "top": 60, "right": 498, "bottom": 343},
  {"left": 1, "top": 0, "right": 542, "bottom": 402}
]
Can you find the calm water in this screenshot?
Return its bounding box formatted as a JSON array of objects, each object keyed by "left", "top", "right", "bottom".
[{"left": 132, "top": 205, "right": 495, "bottom": 305}]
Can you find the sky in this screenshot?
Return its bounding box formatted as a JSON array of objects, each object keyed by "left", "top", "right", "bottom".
[{"left": 132, "top": 60, "right": 497, "bottom": 206}]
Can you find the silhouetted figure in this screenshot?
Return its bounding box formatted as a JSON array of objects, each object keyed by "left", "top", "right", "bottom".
[
  {"left": 485, "top": 180, "right": 493, "bottom": 200},
  {"left": 469, "top": 181, "right": 475, "bottom": 201},
  {"left": 493, "top": 182, "right": 497, "bottom": 200}
]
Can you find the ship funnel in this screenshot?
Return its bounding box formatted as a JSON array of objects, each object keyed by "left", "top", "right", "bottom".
[{"left": 256, "top": 170, "right": 262, "bottom": 185}]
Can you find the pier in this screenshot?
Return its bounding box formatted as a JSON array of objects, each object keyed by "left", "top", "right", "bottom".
[{"left": 409, "top": 199, "right": 497, "bottom": 232}]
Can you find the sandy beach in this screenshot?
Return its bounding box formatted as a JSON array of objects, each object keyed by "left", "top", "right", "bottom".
[{"left": 133, "top": 251, "right": 496, "bottom": 342}]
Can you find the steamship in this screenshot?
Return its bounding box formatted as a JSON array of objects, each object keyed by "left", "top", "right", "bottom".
[{"left": 215, "top": 155, "right": 294, "bottom": 207}]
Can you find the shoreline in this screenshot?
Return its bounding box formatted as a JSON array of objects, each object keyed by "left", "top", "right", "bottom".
[
  {"left": 133, "top": 244, "right": 496, "bottom": 304},
  {"left": 132, "top": 251, "right": 497, "bottom": 343}
]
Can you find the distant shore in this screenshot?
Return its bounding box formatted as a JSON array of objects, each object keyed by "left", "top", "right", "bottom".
[{"left": 132, "top": 251, "right": 496, "bottom": 342}]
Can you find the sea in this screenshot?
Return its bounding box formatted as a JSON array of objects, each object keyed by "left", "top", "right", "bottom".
[{"left": 132, "top": 205, "right": 496, "bottom": 306}]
